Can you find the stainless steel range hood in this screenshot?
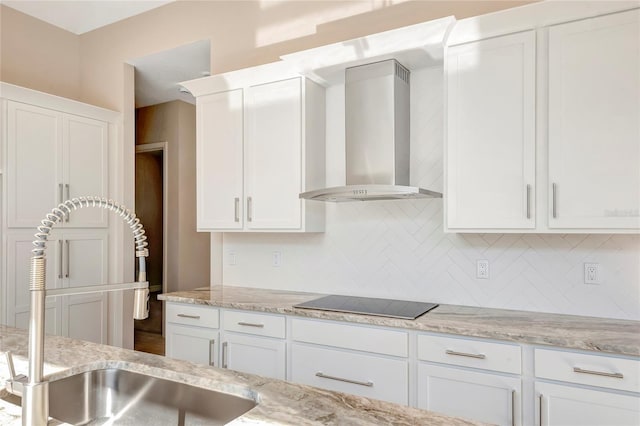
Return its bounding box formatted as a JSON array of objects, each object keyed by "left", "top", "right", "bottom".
[{"left": 300, "top": 59, "right": 442, "bottom": 202}]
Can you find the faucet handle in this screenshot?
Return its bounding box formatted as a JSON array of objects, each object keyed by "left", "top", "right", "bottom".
[
  {"left": 5, "top": 351, "right": 17, "bottom": 380},
  {"left": 4, "top": 351, "right": 27, "bottom": 397}
]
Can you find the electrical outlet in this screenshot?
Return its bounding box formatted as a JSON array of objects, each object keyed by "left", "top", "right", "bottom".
[
  {"left": 272, "top": 251, "right": 282, "bottom": 267},
  {"left": 584, "top": 263, "right": 601, "bottom": 284},
  {"left": 228, "top": 251, "right": 237, "bottom": 266},
  {"left": 476, "top": 260, "right": 489, "bottom": 279}
]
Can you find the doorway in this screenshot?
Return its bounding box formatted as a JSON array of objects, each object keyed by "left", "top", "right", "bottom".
[{"left": 134, "top": 142, "right": 167, "bottom": 355}]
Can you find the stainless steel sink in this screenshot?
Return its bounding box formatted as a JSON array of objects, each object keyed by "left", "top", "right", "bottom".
[{"left": 5, "top": 368, "right": 257, "bottom": 425}]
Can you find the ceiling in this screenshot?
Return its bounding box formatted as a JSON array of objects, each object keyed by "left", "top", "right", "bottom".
[
  {"left": 2, "top": 0, "right": 210, "bottom": 108},
  {"left": 2, "top": 0, "right": 176, "bottom": 35}
]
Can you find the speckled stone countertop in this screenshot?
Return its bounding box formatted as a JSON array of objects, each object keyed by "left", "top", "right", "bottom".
[
  {"left": 159, "top": 286, "right": 640, "bottom": 357},
  {"left": 0, "top": 326, "right": 484, "bottom": 425}
]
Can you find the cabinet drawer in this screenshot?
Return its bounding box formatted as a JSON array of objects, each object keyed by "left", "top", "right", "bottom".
[
  {"left": 535, "top": 348, "right": 640, "bottom": 392},
  {"left": 166, "top": 303, "right": 219, "bottom": 328},
  {"left": 291, "top": 343, "right": 408, "bottom": 405},
  {"left": 418, "top": 334, "right": 521, "bottom": 374},
  {"left": 222, "top": 310, "right": 285, "bottom": 338},
  {"left": 291, "top": 318, "right": 407, "bottom": 357}
]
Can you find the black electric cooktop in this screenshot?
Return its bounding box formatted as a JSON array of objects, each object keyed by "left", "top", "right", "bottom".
[{"left": 293, "top": 295, "right": 438, "bottom": 320}]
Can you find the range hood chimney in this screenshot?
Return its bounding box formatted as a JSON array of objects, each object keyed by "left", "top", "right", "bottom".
[{"left": 300, "top": 59, "right": 442, "bottom": 202}]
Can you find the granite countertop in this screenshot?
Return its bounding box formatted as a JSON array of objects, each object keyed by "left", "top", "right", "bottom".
[
  {"left": 0, "top": 326, "right": 484, "bottom": 426},
  {"left": 159, "top": 286, "right": 640, "bottom": 357}
]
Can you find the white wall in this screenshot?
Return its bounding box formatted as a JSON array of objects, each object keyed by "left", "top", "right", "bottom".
[{"left": 223, "top": 66, "right": 640, "bottom": 321}]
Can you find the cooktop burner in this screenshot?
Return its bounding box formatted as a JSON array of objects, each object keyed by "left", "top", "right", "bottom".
[{"left": 293, "top": 295, "right": 438, "bottom": 320}]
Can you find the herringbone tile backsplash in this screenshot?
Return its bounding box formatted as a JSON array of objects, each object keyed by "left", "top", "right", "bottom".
[{"left": 223, "top": 67, "right": 640, "bottom": 321}]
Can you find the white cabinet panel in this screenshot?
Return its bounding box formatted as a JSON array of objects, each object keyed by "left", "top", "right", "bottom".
[
  {"left": 548, "top": 9, "right": 640, "bottom": 230},
  {"left": 245, "top": 78, "right": 302, "bottom": 230},
  {"left": 6, "top": 101, "right": 110, "bottom": 229},
  {"left": 446, "top": 31, "right": 536, "bottom": 230},
  {"left": 418, "top": 364, "right": 521, "bottom": 426},
  {"left": 64, "top": 115, "right": 108, "bottom": 227},
  {"left": 7, "top": 101, "right": 62, "bottom": 228},
  {"left": 536, "top": 382, "right": 640, "bottom": 426},
  {"left": 222, "top": 333, "right": 286, "bottom": 380},
  {"left": 166, "top": 323, "right": 218, "bottom": 366},
  {"left": 291, "top": 343, "right": 408, "bottom": 405},
  {"left": 196, "top": 89, "right": 244, "bottom": 230}
]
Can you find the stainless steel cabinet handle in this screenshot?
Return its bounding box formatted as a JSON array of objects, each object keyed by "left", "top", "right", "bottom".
[
  {"left": 65, "top": 240, "right": 69, "bottom": 278},
  {"left": 315, "top": 372, "right": 373, "bottom": 387},
  {"left": 573, "top": 367, "right": 623, "bottom": 379},
  {"left": 222, "top": 342, "right": 228, "bottom": 368},
  {"left": 445, "top": 349, "right": 486, "bottom": 359},
  {"left": 209, "top": 339, "right": 215, "bottom": 367},
  {"left": 512, "top": 389, "right": 516, "bottom": 426},
  {"left": 234, "top": 197, "right": 240, "bottom": 223},
  {"left": 65, "top": 184, "right": 70, "bottom": 222},
  {"left": 526, "top": 184, "right": 531, "bottom": 219},
  {"left": 552, "top": 183, "right": 557, "bottom": 218},
  {"left": 539, "top": 394, "right": 543, "bottom": 426},
  {"left": 58, "top": 240, "right": 63, "bottom": 279},
  {"left": 58, "top": 183, "right": 64, "bottom": 205},
  {"left": 247, "top": 197, "right": 252, "bottom": 222},
  {"left": 237, "top": 322, "right": 264, "bottom": 328},
  {"left": 176, "top": 314, "right": 200, "bottom": 320}
]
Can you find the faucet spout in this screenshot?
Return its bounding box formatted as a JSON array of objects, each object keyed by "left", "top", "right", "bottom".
[{"left": 15, "top": 196, "right": 150, "bottom": 426}]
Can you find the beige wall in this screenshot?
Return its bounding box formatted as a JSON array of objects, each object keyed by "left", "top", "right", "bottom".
[
  {"left": 136, "top": 100, "right": 210, "bottom": 292},
  {"left": 0, "top": 5, "right": 81, "bottom": 100}
]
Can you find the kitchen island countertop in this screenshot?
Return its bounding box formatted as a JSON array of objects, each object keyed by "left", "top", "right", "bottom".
[
  {"left": 0, "top": 325, "right": 484, "bottom": 425},
  {"left": 159, "top": 286, "right": 640, "bottom": 357}
]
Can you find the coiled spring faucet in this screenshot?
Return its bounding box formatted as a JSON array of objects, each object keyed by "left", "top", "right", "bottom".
[{"left": 5, "top": 197, "right": 150, "bottom": 426}]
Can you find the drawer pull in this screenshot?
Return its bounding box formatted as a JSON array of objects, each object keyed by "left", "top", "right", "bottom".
[
  {"left": 222, "top": 342, "right": 228, "bottom": 368},
  {"left": 512, "top": 389, "right": 516, "bottom": 426},
  {"left": 209, "top": 339, "right": 215, "bottom": 367},
  {"left": 315, "top": 372, "right": 373, "bottom": 387},
  {"left": 445, "top": 349, "right": 486, "bottom": 360},
  {"left": 237, "top": 321, "right": 264, "bottom": 328},
  {"left": 539, "top": 394, "right": 543, "bottom": 426},
  {"left": 573, "top": 367, "right": 623, "bottom": 379},
  {"left": 176, "top": 314, "right": 200, "bottom": 320}
]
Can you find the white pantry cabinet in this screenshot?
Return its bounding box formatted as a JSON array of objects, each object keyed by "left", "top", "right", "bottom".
[
  {"left": 535, "top": 348, "right": 640, "bottom": 426},
  {"left": 220, "top": 310, "right": 286, "bottom": 380},
  {"left": 446, "top": 30, "right": 536, "bottom": 231},
  {"left": 445, "top": 7, "right": 640, "bottom": 233},
  {"left": 416, "top": 334, "right": 522, "bottom": 425},
  {"left": 6, "top": 100, "right": 109, "bottom": 228},
  {"left": 5, "top": 230, "right": 108, "bottom": 344},
  {"left": 547, "top": 9, "right": 640, "bottom": 230},
  {"left": 184, "top": 62, "right": 325, "bottom": 232}
]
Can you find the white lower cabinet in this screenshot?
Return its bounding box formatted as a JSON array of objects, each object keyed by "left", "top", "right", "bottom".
[
  {"left": 535, "top": 348, "right": 640, "bottom": 426},
  {"left": 417, "top": 333, "right": 522, "bottom": 425},
  {"left": 220, "top": 310, "right": 286, "bottom": 380},
  {"left": 290, "top": 318, "right": 409, "bottom": 405},
  {"left": 5, "top": 229, "right": 108, "bottom": 344},
  {"left": 418, "top": 364, "right": 521, "bottom": 426},
  {"left": 165, "top": 303, "right": 219, "bottom": 366},
  {"left": 536, "top": 382, "right": 640, "bottom": 426}
]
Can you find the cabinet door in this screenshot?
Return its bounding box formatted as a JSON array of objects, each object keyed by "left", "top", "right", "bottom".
[
  {"left": 5, "top": 232, "right": 61, "bottom": 335},
  {"left": 446, "top": 31, "right": 536, "bottom": 230},
  {"left": 197, "top": 90, "right": 244, "bottom": 230},
  {"left": 64, "top": 114, "right": 108, "bottom": 227},
  {"left": 245, "top": 78, "right": 302, "bottom": 230},
  {"left": 221, "top": 333, "right": 286, "bottom": 380},
  {"left": 536, "top": 382, "right": 640, "bottom": 426},
  {"left": 61, "top": 232, "right": 108, "bottom": 344},
  {"left": 548, "top": 10, "right": 640, "bottom": 229},
  {"left": 166, "top": 323, "right": 218, "bottom": 366},
  {"left": 6, "top": 101, "right": 63, "bottom": 228},
  {"left": 418, "top": 364, "right": 521, "bottom": 426}
]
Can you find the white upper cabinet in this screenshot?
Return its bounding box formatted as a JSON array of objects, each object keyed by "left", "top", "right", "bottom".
[
  {"left": 6, "top": 100, "right": 109, "bottom": 228},
  {"left": 445, "top": 6, "right": 640, "bottom": 233},
  {"left": 547, "top": 9, "right": 640, "bottom": 230},
  {"left": 196, "top": 89, "right": 244, "bottom": 230},
  {"left": 446, "top": 31, "right": 536, "bottom": 231},
  {"left": 184, "top": 62, "right": 325, "bottom": 232}
]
